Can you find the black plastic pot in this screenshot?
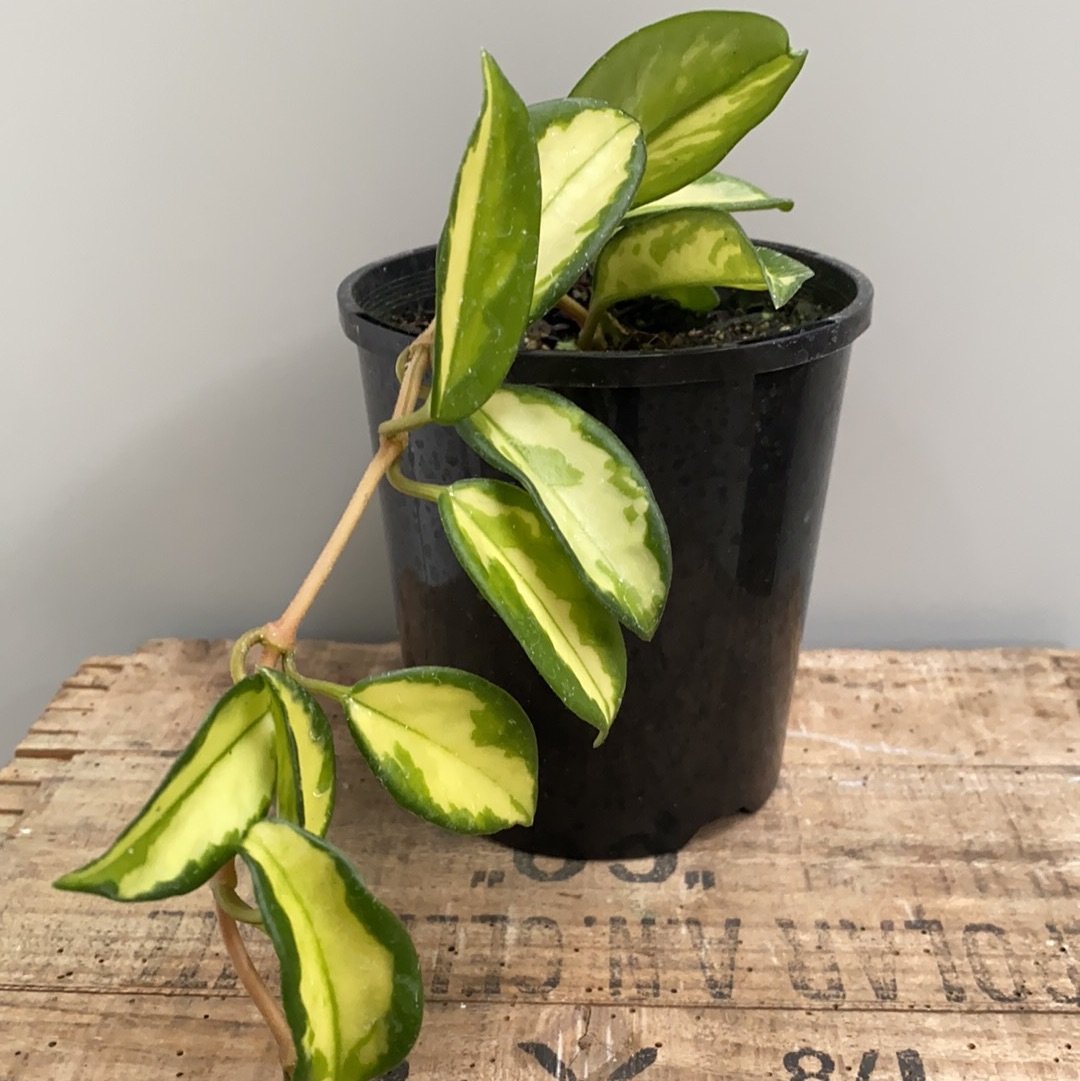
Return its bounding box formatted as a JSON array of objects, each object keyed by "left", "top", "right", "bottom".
[{"left": 339, "top": 244, "right": 872, "bottom": 860}]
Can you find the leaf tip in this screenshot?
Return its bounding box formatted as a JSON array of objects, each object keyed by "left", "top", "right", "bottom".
[
  {"left": 52, "top": 867, "right": 108, "bottom": 898},
  {"left": 52, "top": 871, "right": 80, "bottom": 892},
  {"left": 479, "top": 48, "right": 503, "bottom": 82}
]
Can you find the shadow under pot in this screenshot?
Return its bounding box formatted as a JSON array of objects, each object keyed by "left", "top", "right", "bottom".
[{"left": 338, "top": 243, "right": 873, "bottom": 861}]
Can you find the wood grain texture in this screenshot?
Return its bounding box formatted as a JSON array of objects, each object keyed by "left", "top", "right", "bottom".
[{"left": 1, "top": 640, "right": 1078, "bottom": 1080}]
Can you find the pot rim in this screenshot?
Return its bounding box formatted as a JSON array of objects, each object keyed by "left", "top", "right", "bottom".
[{"left": 338, "top": 242, "right": 873, "bottom": 386}]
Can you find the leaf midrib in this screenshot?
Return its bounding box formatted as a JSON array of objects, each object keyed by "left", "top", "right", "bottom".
[
  {"left": 90, "top": 706, "right": 273, "bottom": 877},
  {"left": 456, "top": 494, "right": 612, "bottom": 716},
  {"left": 256, "top": 843, "right": 345, "bottom": 1076},
  {"left": 649, "top": 48, "right": 790, "bottom": 142},
  {"left": 348, "top": 698, "right": 528, "bottom": 817}
]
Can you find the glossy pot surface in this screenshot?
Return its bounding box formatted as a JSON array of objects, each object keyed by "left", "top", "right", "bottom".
[{"left": 340, "top": 245, "right": 872, "bottom": 859}]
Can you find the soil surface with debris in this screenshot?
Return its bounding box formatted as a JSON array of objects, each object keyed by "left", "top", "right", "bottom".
[{"left": 383, "top": 274, "right": 830, "bottom": 352}]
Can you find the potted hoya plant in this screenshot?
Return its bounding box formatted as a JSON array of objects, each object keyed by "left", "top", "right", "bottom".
[{"left": 55, "top": 10, "right": 872, "bottom": 1081}]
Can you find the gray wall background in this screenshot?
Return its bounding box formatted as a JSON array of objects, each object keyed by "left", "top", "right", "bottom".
[{"left": 3, "top": 1, "right": 1078, "bottom": 760}]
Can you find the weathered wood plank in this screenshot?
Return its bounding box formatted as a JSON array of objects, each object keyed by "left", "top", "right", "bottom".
[
  {"left": 2, "top": 641, "right": 1079, "bottom": 1081},
  {"left": 11, "top": 748, "right": 1077, "bottom": 874},
  {"left": 791, "top": 649, "right": 1079, "bottom": 766},
  {"left": 15, "top": 642, "right": 1080, "bottom": 765},
  {"left": 4, "top": 750, "right": 1077, "bottom": 1012},
  {"left": 3, "top": 992, "right": 1077, "bottom": 1080}
]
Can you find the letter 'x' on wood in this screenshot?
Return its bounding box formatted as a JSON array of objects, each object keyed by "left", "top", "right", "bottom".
[{"left": 518, "top": 1041, "right": 659, "bottom": 1079}]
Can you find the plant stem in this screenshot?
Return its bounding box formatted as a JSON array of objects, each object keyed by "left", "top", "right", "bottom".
[
  {"left": 378, "top": 398, "right": 431, "bottom": 437},
  {"left": 213, "top": 860, "right": 296, "bottom": 1075},
  {"left": 262, "top": 325, "right": 433, "bottom": 653},
  {"left": 282, "top": 655, "right": 351, "bottom": 701},
  {"left": 578, "top": 304, "right": 607, "bottom": 350},
  {"left": 387, "top": 458, "right": 445, "bottom": 503},
  {"left": 555, "top": 294, "right": 589, "bottom": 328},
  {"left": 230, "top": 628, "right": 269, "bottom": 683},
  {"left": 212, "top": 877, "right": 265, "bottom": 926}
]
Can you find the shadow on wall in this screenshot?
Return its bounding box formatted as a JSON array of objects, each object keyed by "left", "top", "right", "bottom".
[{"left": 3, "top": 338, "right": 398, "bottom": 761}]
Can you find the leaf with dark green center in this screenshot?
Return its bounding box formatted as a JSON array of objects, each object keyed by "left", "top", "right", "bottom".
[
  {"left": 589, "top": 208, "right": 813, "bottom": 320},
  {"left": 344, "top": 667, "right": 537, "bottom": 833},
  {"left": 458, "top": 385, "right": 671, "bottom": 640},
  {"left": 438, "top": 479, "right": 626, "bottom": 743},
  {"left": 54, "top": 678, "right": 275, "bottom": 901},
  {"left": 571, "top": 11, "right": 805, "bottom": 205},
  {"left": 528, "top": 98, "right": 645, "bottom": 319},
  {"left": 430, "top": 52, "right": 541, "bottom": 423},
  {"left": 240, "top": 820, "right": 422, "bottom": 1081},
  {"left": 261, "top": 668, "right": 335, "bottom": 837},
  {"left": 626, "top": 171, "right": 793, "bottom": 220}
]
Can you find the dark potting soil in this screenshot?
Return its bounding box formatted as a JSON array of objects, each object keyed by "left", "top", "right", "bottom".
[{"left": 384, "top": 274, "right": 829, "bottom": 352}]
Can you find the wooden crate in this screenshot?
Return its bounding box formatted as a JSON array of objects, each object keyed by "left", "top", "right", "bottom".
[{"left": 1, "top": 640, "right": 1077, "bottom": 1080}]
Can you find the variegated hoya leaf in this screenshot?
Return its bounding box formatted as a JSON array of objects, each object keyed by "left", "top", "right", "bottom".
[
  {"left": 591, "top": 208, "right": 813, "bottom": 315},
  {"left": 528, "top": 98, "right": 645, "bottom": 319},
  {"left": 430, "top": 52, "right": 541, "bottom": 423},
  {"left": 261, "top": 667, "right": 335, "bottom": 838},
  {"left": 54, "top": 677, "right": 276, "bottom": 901},
  {"left": 755, "top": 246, "right": 816, "bottom": 308},
  {"left": 438, "top": 478, "right": 626, "bottom": 743},
  {"left": 240, "top": 820, "right": 422, "bottom": 1081},
  {"left": 571, "top": 11, "right": 805, "bottom": 205},
  {"left": 458, "top": 385, "right": 671, "bottom": 640},
  {"left": 655, "top": 285, "right": 720, "bottom": 312},
  {"left": 344, "top": 667, "right": 537, "bottom": 833},
  {"left": 626, "top": 171, "right": 793, "bottom": 220}
]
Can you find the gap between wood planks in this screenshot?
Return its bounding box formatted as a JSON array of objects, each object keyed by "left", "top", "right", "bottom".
[{"left": 1, "top": 983, "right": 1076, "bottom": 1017}]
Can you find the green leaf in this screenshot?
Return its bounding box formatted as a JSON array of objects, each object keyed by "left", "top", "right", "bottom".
[
  {"left": 457, "top": 385, "right": 671, "bottom": 640},
  {"left": 430, "top": 52, "right": 541, "bottom": 423},
  {"left": 240, "top": 820, "right": 422, "bottom": 1081},
  {"left": 261, "top": 668, "right": 335, "bottom": 838},
  {"left": 590, "top": 208, "right": 813, "bottom": 315},
  {"left": 625, "top": 171, "right": 793, "bottom": 220},
  {"left": 438, "top": 479, "right": 626, "bottom": 744},
  {"left": 344, "top": 667, "right": 537, "bottom": 833},
  {"left": 655, "top": 285, "right": 719, "bottom": 313},
  {"left": 54, "top": 678, "right": 275, "bottom": 901},
  {"left": 571, "top": 11, "right": 805, "bottom": 205},
  {"left": 755, "top": 246, "right": 816, "bottom": 308},
  {"left": 528, "top": 98, "right": 645, "bottom": 319}
]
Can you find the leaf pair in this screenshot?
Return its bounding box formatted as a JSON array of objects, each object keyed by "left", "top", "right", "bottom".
[
  {"left": 433, "top": 385, "right": 670, "bottom": 745},
  {"left": 429, "top": 57, "right": 647, "bottom": 423},
  {"left": 55, "top": 669, "right": 333, "bottom": 901},
  {"left": 56, "top": 661, "right": 541, "bottom": 903},
  {"left": 435, "top": 426, "right": 661, "bottom": 744}
]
